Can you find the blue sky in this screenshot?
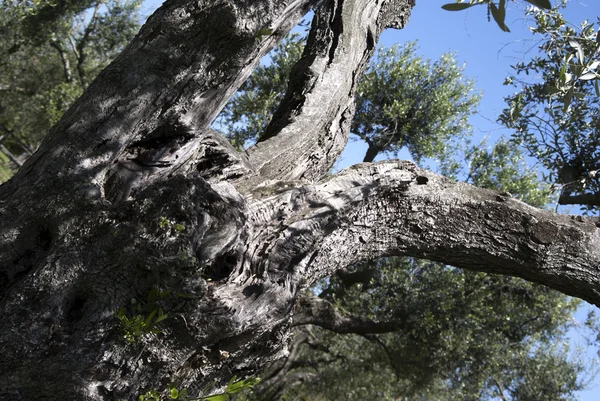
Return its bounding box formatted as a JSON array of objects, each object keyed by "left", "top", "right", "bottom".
[{"left": 138, "top": 0, "right": 600, "bottom": 398}]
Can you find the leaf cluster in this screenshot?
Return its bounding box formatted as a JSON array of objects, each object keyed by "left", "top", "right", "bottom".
[
  {"left": 141, "top": 376, "right": 260, "bottom": 401},
  {"left": 498, "top": 3, "right": 600, "bottom": 212},
  {"left": 116, "top": 288, "right": 170, "bottom": 344},
  {"left": 442, "top": 0, "right": 552, "bottom": 32},
  {"left": 354, "top": 42, "right": 480, "bottom": 163}
]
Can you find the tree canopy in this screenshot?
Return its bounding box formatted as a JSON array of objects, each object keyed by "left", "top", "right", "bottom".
[{"left": 0, "top": 0, "right": 141, "bottom": 178}]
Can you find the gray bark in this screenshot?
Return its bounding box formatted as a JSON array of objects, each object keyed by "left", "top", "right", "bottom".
[{"left": 0, "top": 0, "right": 598, "bottom": 400}]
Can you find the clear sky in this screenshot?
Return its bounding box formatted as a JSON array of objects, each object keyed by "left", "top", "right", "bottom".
[{"left": 139, "top": 0, "right": 600, "bottom": 399}]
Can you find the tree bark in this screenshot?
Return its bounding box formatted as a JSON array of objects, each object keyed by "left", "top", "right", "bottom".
[{"left": 0, "top": 0, "right": 599, "bottom": 400}]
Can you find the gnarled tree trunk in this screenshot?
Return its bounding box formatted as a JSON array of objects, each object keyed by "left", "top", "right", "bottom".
[{"left": 0, "top": 0, "right": 599, "bottom": 400}]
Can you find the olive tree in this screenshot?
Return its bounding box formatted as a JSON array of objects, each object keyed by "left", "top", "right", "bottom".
[{"left": 1, "top": 0, "right": 599, "bottom": 400}]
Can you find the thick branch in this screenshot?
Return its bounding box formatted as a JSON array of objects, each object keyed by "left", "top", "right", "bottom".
[
  {"left": 0, "top": 143, "right": 23, "bottom": 167},
  {"left": 10, "top": 0, "right": 317, "bottom": 201},
  {"left": 309, "top": 161, "right": 600, "bottom": 306},
  {"left": 362, "top": 142, "right": 381, "bottom": 162},
  {"left": 245, "top": 161, "right": 600, "bottom": 307},
  {"left": 559, "top": 192, "right": 600, "bottom": 207},
  {"left": 244, "top": 0, "right": 414, "bottom": 183}
]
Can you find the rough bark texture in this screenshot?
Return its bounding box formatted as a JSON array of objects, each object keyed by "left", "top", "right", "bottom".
[{"left": 0, "top": 0, "right": 599, "bottom": 400}]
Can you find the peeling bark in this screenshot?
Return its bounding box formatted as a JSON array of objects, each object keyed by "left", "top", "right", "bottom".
[{"left": 0, "top": 0, "right": 599, "bottom": 400}]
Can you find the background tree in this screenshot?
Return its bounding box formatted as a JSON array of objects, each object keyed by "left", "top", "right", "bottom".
[
  {"left": 2, "top": 1, "right": 600, "bottom": 400},
  {"left": 353, "top": 43, "right": 479, "bottom": 163},
  {"left": 0, "top": 0, "right": 141, "bottom": 180}
]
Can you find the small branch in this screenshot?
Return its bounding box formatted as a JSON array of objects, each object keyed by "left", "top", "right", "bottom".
[
  {"left": 559, "top": 192, "right": 600, "bottom": 207},
  {"left": 361, "top": 333, "right": 401, "bottom": 380},
  {"left": 68, "top": 34, "right": 80, "bottom": 60},
  {"left": 49, "top": 39, "right": 73, "bottom": 83},
  {"left": 492, "top": 376, "right": 510, "bottom": 401},
  {"left": 0, "top": 122, "right": 35, "bottom": 155},
  {"left": 75, "top": 1, "right": 103, "bottom": 85},
  {"left": 0, "top": 84, "right": 29, "bottom": 94},
  {"left": 0, "top": 144, "right": 23, "bottom": 167}
]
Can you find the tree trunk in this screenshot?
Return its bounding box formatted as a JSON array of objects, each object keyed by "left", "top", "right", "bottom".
[
  {"left": 362, "top": 141, "right": 382, "bottom": 162},
  {"left": 1, "top": 0, "right": 599, "bottom": 400}
]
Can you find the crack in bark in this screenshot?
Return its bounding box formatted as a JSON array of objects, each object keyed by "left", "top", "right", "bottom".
[{"left": 326, "top": 0, "right": 344, "bottom": 66}]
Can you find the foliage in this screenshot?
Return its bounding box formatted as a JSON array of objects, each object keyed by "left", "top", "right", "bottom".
[
  {"left": 0, "top": 0, "right": 141, "bottom": 182},
  {"left": 442, "top": 0, "right": 552, "bottom": 32},
  {"left": 498, "top": 2, "right": 600, "bottom": 211},
  {"left": 252, "top": 258, "right": 584, "bottom": 401},
  {"left": 354, "top": 42, "right": 480, "bottom": 162},
  {"left": 140, "top": 376, "right": 260, "bottom": 401},
  {"left": 139, "top": 389, "right": 161, "bottom": 401},
  {"left": 116, "top": 288, "right": 170, "bottom": 344},
  {"left": 440, "top": 138, "right": 554, "bottom": 208}
]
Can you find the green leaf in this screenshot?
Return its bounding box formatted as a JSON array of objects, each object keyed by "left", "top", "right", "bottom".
[
  {"left": 558, "top": 63, "right": 568, "bottom": 87},
  {"left": 544, "top": 85, "right": 561, "bottom": 95},
  {"left": 204, "top": 394, "right": 228, "bottom": 401},
  {"left": 580, "top": 72, "right": 597, "bottom": 80},
  {"left": 490, "top": 0, "right": 510, "bottom": 32},
  {"left": 143, "top": 309, "right": 157, "bottom": 327},
  {"left": 441, "top": 3, "right": 477, "bottom": 11},
  {"left": 225, "top": 375, "right": 238, "bottom": 390},
  {"left": 255, "top": 27, "right": 273, "bottom": 40},
  {"left": 155, "top": 309, "right": 169, "bottom": 323},
  {"left": 569, "top": 40, "right": 585, "bottom": 63},
  {"left": 563, "top": 88, "right": 574, "bottom": 112},
  {"left": 523, "top": 0, "right": 552, "bottom": 9},
  {"left": 595, "top": 79, "right": 600, "bottom": 97},
  {"left": 170, "top": 387, "right": 179, "bottom": 399}
]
